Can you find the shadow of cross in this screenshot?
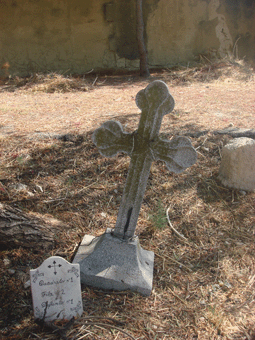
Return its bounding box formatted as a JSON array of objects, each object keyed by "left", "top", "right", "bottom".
[{"left": 92, "top": 80, "right": 197, "bottom": 239}]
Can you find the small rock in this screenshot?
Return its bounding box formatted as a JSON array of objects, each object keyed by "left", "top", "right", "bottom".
[
  {"left": 36, "top": 184, "right": 43, "bottom": 192},
  {"left": 224, "top": 281, "right": 232, "bottom": 289},
  {"left": 239, "top": 190, "right": 246, "bottom": 196},
  {"left": 3, "top": 258, "right": 11, "bottom": 267},
  {"left": 27, "top": 191, "right": 34, "bottom": 196},
  {"left": 212, "top": 284, "right": 220, "bottom": 291},
  {"left": 236, "top": 241, "right": 244, "bottom": 246},
  {"left": 7, "top": 269, "right": 15, "bottom": 275},
  {"left": 13, "top": 183, "right": 28, "bottom": 191},
  {"left": 24, "top": 280, "right": 31, "bottom": 289}
]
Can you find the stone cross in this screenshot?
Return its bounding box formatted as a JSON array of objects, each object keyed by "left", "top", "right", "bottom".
[
  {"left": 93, "top": 80, "right": 197, "bottom": 239},
  {"left": 73, "top": 80, "right": 197, "bottom": 295}
]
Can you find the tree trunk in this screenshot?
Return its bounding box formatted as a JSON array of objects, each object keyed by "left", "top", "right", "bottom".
[
  {"left": 0, "top": 203, "right": 66, "bottom": 250},
  {"left": 136, "top": 0, "right": 150, "bottom": 77}
]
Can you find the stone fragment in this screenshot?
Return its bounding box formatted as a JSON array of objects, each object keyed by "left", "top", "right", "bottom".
[{"left": 218, "top": 137, "right": 255, "bottom": 192}]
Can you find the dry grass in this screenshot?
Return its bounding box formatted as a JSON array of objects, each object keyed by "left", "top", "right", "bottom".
[
  {"left": 1, "top": 73, "right": 90, "bottom": 93},
  {"left": 0, "top": 62, "right": 255, "bottom": 339},
  {"left": 162, "top": 58, "right": 254, "bottom": 84}
]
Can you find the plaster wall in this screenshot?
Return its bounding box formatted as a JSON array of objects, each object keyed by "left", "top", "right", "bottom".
[
  {"left": 0, "top": 0, "right": 254, "bottom": 76},
  {"left": 0, "top": 0, "right": 113, "bottom": 75},
  {"left": 147, "top": 0, "right": 255, "bottom": 66}
]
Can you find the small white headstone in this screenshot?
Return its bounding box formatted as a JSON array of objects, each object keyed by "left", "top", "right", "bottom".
[{"left": 30, "top": 256, "right": 83, "bottom": 321}]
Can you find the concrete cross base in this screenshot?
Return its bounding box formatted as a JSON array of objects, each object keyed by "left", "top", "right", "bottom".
[{"left": 72, "top": 229, "right": 154, "bottom": 296}]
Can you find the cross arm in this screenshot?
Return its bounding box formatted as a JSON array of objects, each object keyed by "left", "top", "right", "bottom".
[
  {"left": 150, "top": 136, "right": 197, "bottom": 173},
  {"left": 92, "top": 120, "right": 134, "bottom": 157}
]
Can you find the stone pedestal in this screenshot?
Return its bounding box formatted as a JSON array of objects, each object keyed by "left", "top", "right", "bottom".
[
  {"left": 73, "top": 229, "right": 154, "bottom": 296},
  {"left": 218, "top": 137, "right": 255, "bottom": 192}
]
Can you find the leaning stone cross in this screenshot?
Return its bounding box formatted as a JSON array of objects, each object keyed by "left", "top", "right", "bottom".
[
  {"left": 92, "top": 80, "right": 197, "bottom": 238},
  {"left": 73, "top": 80, "right": 197, "bottom": 296}
]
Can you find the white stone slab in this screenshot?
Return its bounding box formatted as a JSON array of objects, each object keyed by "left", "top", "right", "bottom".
[{"left": 30, "top": 256, "right": 83, "bottom": 321}]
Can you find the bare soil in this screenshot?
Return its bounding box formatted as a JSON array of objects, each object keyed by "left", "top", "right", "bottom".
[{"left": 0, "top": 62, "right": 255, "bottom": 339}]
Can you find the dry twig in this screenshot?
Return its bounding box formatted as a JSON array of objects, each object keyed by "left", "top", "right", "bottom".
[{"left": 166, "top": 206, "right": 198, "bottom": 248}]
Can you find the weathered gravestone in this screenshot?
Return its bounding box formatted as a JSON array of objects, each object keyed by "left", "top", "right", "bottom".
[
  {"left": 30, "top": 256, "right": 83, "bottom": 321},
  {"left": 73, "top": 80, "right": 197, "bottom": 295}
]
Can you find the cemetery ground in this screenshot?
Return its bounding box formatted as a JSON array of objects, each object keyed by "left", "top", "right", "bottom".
[{"left": 0, "top": 61, "right": 255, "bottom": 339}]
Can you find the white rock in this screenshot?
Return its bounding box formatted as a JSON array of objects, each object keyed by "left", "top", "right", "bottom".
[
  {"left": 218, "top": 137, "right": 255, "bottom": 192},
  {"left": 3, "top": 258, "right": 11, "bottom": 267},
  {"left": 24, "top": 280, "right": 31, "bottom": 289},
  {"left": 13, "top": 183, "right": 28, "bottom": 191},
  {"left": 36, "top": 184, "right": 43, "bottom": 192}
]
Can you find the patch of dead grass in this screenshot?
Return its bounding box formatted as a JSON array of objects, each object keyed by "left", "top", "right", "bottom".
[
  {"left": 28, "top": 73, "right": 90, "bottom": 93},
  {"left": 161, "top": 58, "right": 254, "bottom": 84},
  {"left": 0, "top": 58, "right": 254, "bottom": 94},
  {"left": 1, "top": 73, "right": 90, "bottom": 93}
]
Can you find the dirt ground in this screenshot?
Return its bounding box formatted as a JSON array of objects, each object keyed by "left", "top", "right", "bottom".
[{"left": 0, "top": 62, "right": 255, "bottom": 339}]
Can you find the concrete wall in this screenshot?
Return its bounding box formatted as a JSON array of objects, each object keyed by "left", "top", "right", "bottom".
[{"left": 0, "top": 0, "right": 254, "bottom": 76}]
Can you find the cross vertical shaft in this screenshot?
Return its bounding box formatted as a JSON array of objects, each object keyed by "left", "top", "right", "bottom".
[{"left": 113, "top": 81, "right": 175, "bottom": 238}]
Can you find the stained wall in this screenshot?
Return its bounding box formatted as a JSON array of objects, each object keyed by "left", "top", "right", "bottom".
[{"left": 0, "top": 0, "right": 254, "bottom": 76}]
